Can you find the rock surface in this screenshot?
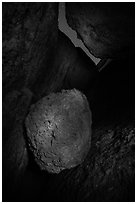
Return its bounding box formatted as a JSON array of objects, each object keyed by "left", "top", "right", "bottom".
[
  {"left": 42, "top": 57, "right": 135, "bottom": 200},
  {"left": 3, "top": 88, "right": 33, "bottom": 200},
  {"left": 25, "top": 89, "right": 92, "bottom": 173},
  {"left": 66, "top": 3, "right": 134, "bottom": 58},
  {"left": 47, "top": 122, "right": 134, "bottom": 202},
  {"left": 2, "top": 2, "right": 134, "bottom": 201},
  {"left": 2, "top": 2, "right": 58, "bottom": 97}
]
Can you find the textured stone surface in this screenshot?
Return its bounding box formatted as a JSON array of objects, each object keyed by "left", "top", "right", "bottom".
[
  {"left": 2, "top": 2, "right": 134, "bottom": 201},
  {"left": 3, "top": 88, "right": 33, "bottom": 199},
  {"left": 2, "top": 2, "right": 58, "bottom": 97},
  {"left": 66, "top": 3, "right": 134, "bottom": 58},
  {"left": 25, "top": 89, "right": 92, "bottom": 173},
  {"left": 48, "top": 123, "right": 134, "bottom": 202}
]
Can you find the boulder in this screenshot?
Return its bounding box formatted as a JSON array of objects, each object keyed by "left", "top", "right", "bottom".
[
  {"left": 25, "top": 89, "right": 92, "bottom": 173},
  {"left": 66, "top": 3, "right": 134, "bottom": 58}
]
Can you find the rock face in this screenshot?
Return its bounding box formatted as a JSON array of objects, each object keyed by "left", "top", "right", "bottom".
[
  {"left": 2, "top": 2, "right": 58, "bottom": 97},
  {"left": 66, "top": 3, "right": 135, "bottom": 58},
  {"left": 3, "top": 88, "right": 33, "bottom": 200},
  {"left": 25, "top": 89, "right": 92, "bottom": 173},
  {"left": 2, "top": 2, "right": 58, "bottom": 199}
]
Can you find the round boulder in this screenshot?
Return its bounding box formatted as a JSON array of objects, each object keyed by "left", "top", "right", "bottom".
[{"left": 25, "top": 89, "right": 92, "bottom": 173}]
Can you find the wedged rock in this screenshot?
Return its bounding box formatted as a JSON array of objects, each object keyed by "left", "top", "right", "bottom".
[
  {"left": 42, "top": 57, "right": 135, "bottom": 201},
  {"left": 66, "top": 3, "right": 135, "bottom": 58},
  {"left": 25, "top": 89, "right": 92, "bottom": 173},
  {"left": 2, "top": 2, "right": 58, "bottom": 97}
]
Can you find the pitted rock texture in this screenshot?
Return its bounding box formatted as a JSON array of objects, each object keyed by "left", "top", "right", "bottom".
[
  {"left": 25, "top": 89, "right": 92, "bottom": 173},
  {"left": 66, "top": 3, "right": 134, "bottom": 58}
]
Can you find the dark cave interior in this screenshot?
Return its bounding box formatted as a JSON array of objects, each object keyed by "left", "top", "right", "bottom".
[{"left": 2, "top": 2, "right": 135, "bottom": 202}]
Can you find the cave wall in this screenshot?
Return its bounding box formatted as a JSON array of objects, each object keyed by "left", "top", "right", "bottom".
[
  {"left": 2, "top": 2, "right": 135, "bottom": 202},
  {"left": 3, "top": 2, "right": 58, "bottom": 97},
  {"left": 2, "top": 2, "right": 59, "bottom": 200}
]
